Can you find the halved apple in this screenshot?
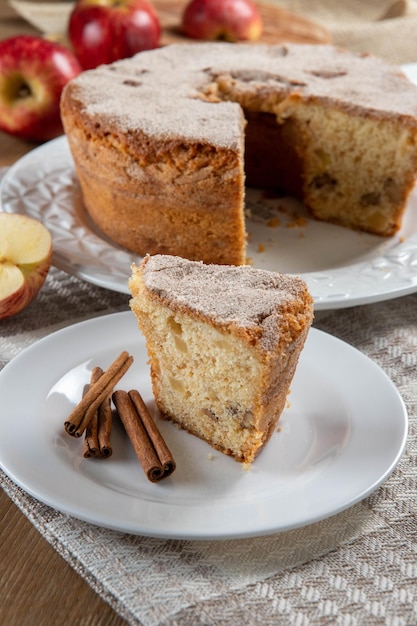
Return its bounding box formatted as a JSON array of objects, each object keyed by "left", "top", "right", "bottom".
[{"left": 0, "top": 213, "right": 52, "bottom": 320}]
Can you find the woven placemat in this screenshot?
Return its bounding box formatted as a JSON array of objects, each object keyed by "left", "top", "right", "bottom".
[{"left": 1, "top": 261, "right": 416, "bottom": 625}]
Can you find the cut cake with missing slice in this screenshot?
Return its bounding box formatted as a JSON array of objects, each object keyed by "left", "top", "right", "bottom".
[{"left": 129, "top": 254, "right": 314, "bottom": 463}]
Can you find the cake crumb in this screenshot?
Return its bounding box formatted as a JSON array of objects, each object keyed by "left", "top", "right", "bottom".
[
  {"left": 267, "top": 217, "right": 280, "bottom": 228},
  {"left": 207, "top": 453, "right": 214, "bottom": 460},
  {"left": 242, "top": 462, "right": 251, "bottom": 471},
  {"left": 286, "top": 216, "right": 308, "bottom": 228},
  {"left": 258, "top": 242, "right": 265, "bottom": 253}
]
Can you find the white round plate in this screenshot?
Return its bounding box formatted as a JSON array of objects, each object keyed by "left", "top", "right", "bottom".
[
  {"left": 0, "top": 311, "right": 407, "bottom": 540},
  {"left": 1, "top": 131, "right": 417, "bottom": 309}
]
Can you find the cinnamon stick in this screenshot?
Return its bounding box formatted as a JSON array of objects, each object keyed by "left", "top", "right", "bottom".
[
  {"left": 97, "top": 395, "right": 113, "bottom": 457},
  {"left": 83, "top": 413, "right": 99, "bottom": 457},
  {"left": 83, "top": 367, "right": 102, "bottom": 457},
  {"left": 112, "top": 389, "right": 176, "bottom": 482},
  {"left": 128, "top": 389, "right": 176, "bottom": 478},
  {"left": 64, "top": 351, "right": 133, "bottom": 438}
]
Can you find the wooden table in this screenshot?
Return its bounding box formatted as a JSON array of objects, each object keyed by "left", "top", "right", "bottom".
[{"left": 0, "top": 3, "right": 329, "bottom": 624}]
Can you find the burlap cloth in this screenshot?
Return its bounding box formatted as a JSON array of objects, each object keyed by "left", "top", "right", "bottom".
[{"left": 276, "top": 0, "right": 417, "bottom": 64}]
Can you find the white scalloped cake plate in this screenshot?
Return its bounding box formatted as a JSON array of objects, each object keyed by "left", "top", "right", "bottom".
[
  {"left": 2, "top": 114, "right": 417, "bottom": 309},
  {"left": 0, "top": 311, "right": 408, "bottom": 539}
]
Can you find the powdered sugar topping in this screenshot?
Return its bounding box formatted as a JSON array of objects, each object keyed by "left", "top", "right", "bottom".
[
  {"left": 138, "top": 254, "right": 313, "bottom": 351},
  {"left": 66, "top": 42, "right": 417, "bottom": 149}
]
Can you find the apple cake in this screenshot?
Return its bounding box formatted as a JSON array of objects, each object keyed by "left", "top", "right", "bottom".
[
  {"left": 60, "top": 42, "right": 417, "bottom": 265},
  {"left": 129, "top": 254, "right": 314, "bottom": 463}
]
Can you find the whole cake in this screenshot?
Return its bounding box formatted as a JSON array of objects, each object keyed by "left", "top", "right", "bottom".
[
  {"left": 61, "top": 42, "right": 417, "bottom": 265},
  {"left": 129, "top": 254, "right": 314, "bottom": 463}
]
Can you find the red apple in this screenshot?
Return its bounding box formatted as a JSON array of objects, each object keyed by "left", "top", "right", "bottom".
[
  {"left": 0, "top": 213, "right": 52, "bottom": 320},
  {"left": 68, "top": 0, "right": 161, "bottom": 70},
  {"left": 181, "top": 0, "right": 263, "bottom": 42},
  {"left": 0, "top": 35, "right": 82, "bottom": 142}
]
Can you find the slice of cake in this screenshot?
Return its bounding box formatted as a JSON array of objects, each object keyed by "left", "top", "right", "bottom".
[{"left": 129, "top": 254, "right": 314, "bottom": 463}]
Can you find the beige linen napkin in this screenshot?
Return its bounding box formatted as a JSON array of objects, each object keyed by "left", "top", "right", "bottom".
[{"left": 275, "top": 0, "right": 417, "bottom": 63}]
